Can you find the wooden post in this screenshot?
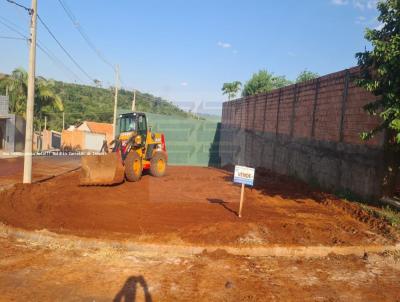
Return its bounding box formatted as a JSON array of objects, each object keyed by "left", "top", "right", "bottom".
[{"left": 238, "top": 183, "right": 245, "bottom": 218}]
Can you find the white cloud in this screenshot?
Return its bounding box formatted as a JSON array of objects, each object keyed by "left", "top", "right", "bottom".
[
  {"left": 355, "top": 15, "right": 367, "bottom": 24},
  {"left": 354, "top": 0, "right": 365, "bottom": 9},
  {"left": 232, "top": 49, "right": 238, "bottom": 54},
  {"left": 367, "top": 0, "right": 378, "bottom": 9},
  {"left": 353, "top": 0, "right": 378, "bottom": 10},
  {"left": 180, "top": 81, "right": 188, "bottom": 87},
  {"left": 331, "top": 0, "right": 378, "bottom": 9},
  {"left": 331, "top": 0, "right": 348, "bottom": 5},
  {"left": 287, "top": 51, "right": 297, "bottom": 57},
  {"left": 217, "top": 41, "right": 232, "bottom": 49}
]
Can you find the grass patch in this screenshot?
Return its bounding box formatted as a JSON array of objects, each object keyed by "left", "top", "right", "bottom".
[
  {"left": 358, "top": 203, "right": 400, "bottom": 233},
  {"left": 334, "top": 189, "right": 400, "bottom": 233}
]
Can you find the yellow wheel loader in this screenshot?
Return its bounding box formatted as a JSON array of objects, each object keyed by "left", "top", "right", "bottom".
[{"left": 80, "top": 112, "right": 168, "bottom": 185}]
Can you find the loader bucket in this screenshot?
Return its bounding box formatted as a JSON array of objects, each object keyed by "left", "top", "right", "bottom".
[{"left": 80, "top": 152, "right": 125, "bottom": 186}]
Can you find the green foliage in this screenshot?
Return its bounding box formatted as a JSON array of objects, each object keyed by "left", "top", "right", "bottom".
[
  {"left": 355, "top": 0, "right": 400, "bottom": 145},
  {"left": 242, "top": 69, "right": 292, "bottom": 97},
  {"left": 0, "top": 68, "right": 196, "bottom": 132},
  {"left": 0, "top": 68, "right": 64, "bottom": 130},
  {"left": 221, "top": 81, "right": 242, "bottom": 100},
  {"left": 359, "top": 203, "right": 400, "bottom": 232},
  {"left": 296, "top": 70, "right": 319, "bottom": 83}
]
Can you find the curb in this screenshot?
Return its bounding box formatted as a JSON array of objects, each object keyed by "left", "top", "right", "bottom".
[{"left": 1, "top": 224, "right": 399, "bottom": 258}]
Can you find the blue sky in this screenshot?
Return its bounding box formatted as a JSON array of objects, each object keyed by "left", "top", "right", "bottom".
[{"left": 0, "top": 0, "right": 381, "bottom": 115}]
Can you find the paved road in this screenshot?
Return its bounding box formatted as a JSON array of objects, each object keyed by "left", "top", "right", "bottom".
[{"left": 0, "top": 155, "right": 80, "bottom": 189}]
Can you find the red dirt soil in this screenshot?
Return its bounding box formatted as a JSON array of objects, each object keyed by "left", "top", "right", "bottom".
[
  {"left": 0, "top": 166, "right": 397, "bottom": 246},
  {"left": 0, "top": 156, "right": 79, "bottom": 188},
  {"left": 1, "top": 236, "right": 399, "bottom": 302}
]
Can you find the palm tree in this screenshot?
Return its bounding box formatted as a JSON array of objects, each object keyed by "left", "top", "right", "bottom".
[
  {"left": 222, "top": 81, "right": 242, "bottom": 101},
  {"left": 1, "top": 67, "right": 64, "bottom": 128},
  {"left": 1, "top": 67, "right": 28, "bottom": 114}
]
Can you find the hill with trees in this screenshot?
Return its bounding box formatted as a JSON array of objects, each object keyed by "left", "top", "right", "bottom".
[{"left": 0, "top": 68, "right": 197, "bottom": 131}]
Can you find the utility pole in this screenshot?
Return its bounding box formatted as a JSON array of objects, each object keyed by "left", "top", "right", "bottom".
[
  {"left": 62, "top": 111, "right": 65, "bottom": 130},
  {"left": 131, "top": 89, "right": 136, "bottom": 112},
  {"left": 44, "top": 115, "right": 47, "bottom": 131},
  {"left": 112, "top": 64, "right": 119, "bottom": 138},
  {"left": 23, "top": 0, "right": 37, "bottom": 184}
]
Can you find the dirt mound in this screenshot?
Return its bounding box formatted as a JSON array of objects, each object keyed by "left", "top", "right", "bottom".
[
  {"left": 318, "top": 194, "right": 396, "bottom": 239},
  {"left": 0, "top": 166, "right": 397, "bottom": 247},
  {"left": 253, "top": 167, "right": 398, "bottom": 240}
]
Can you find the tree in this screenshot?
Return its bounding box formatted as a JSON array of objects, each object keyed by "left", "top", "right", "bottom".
[
  {"left": 0, "top": 68, "right": 64, "bottom": 129},
  {"left": 355, "top": 0, "right": 400, "bottom": 197},
  {"left": 222, "top": 81, "right": 242, "bottom": 100},
  {"left": 93, "top": 79, "right": 102, "bottom": 87},
  {"left": 0, "top": 68, "right": 28, "bottom": 114},
  {"left": 242, "top": 70, "right": 292, "bottom": 97},
  {"left": 296, "top": 70, "right": 319, "bottom": 83}
]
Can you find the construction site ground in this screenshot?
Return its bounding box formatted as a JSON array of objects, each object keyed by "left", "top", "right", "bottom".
[
  {"left": 0, "top": 162, "right": 399, "bottom": 301},
  {"left": 0, "top": 155, "right": 80, "bottom": 190}
]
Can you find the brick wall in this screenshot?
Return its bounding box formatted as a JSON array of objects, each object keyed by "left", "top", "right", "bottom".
[{"left": 220, "top": 67, "right": 386, "bottom": 198}]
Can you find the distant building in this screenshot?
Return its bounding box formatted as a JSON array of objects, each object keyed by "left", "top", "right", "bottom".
[
  {"left": 76, "top": 121, "right": 113, "bottom": 144},
  {"left": 62, "top": 121, "right": 113, "bottom": 151},
  {"left": 0, "top": 95, "right": 25, "bottom": 153}
]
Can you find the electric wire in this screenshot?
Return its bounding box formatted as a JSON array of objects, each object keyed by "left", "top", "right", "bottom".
[
  {"left": 36, "top": 14, "right": 95, "bottom": 83},
  {"left": 0, "top": 15, "right": 83, "bottom": 83},
  {"left": 57, "top": 0, "right": 115, "bottom": 71},
  {"left": 0, "top": 35, "right": 25, "bottom": 40},
  {"left": 5, "top": 0, "right": 32, "bottom": 13}
]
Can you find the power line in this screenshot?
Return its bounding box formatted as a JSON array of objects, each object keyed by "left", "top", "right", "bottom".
[
  {"left": 36, "top": 43, "right": 83, "bottom": 83},
  {"left": 5, "top": 0, "right": 32, "bottom": 13},
  {"left": 0, "top": 16, "right": 27, "bottom": 38},
  {"left": 57, "top": 0, "right": 115, "bottom": 71},
  {"left": 4, "top": 0, "right": 96, "bottom": 83},
  {"left": 0, "top": 35, "right": 25, "bottom": 40},
  {"left": 0, "top": 15, "right": 83, "bottom": 83},
  {"left": 36, "top": 14, "right": 95, "bottom": 83}
]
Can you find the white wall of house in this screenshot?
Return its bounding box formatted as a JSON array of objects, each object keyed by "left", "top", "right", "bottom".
[{"left": 77, "top": 122, "right": 90, "bottom": 132}]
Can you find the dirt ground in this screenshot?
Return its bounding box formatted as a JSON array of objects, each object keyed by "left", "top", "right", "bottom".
[
  {"left": 0, "top": 155, "right": 80, "bottom": 189},
  {"left": 0, "top": 164, "right": 400, "bottom": 301},
  {"left": 0, "top": 236, "right": 399, "bottom": 302},
  {"left": 0, "top": 166, "right": 397, "bottom": 246}
]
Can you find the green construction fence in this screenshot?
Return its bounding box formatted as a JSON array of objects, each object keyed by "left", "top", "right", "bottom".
[{"left": 118, "top": 110, "right": 221, "bottom": 167}]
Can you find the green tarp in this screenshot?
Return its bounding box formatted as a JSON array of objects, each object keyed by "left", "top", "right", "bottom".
[{"left": 118, "top": 110, "right": 221, "bottom": 166}]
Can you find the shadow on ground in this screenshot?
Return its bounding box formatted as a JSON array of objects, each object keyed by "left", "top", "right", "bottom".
[
  {"left": 113, "top": 275, "right": 152, "bottom": 302},
  {"left": 207, "top": 198, "right": 238, "bottom": 217}
]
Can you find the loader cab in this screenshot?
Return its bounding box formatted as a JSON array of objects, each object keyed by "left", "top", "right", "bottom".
[{"left": 118, "top": 112, "right": 148, "bottom": 142}]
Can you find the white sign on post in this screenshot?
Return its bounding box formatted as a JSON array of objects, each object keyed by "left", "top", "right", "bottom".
[
  {"left": 233, "top": 165, "right": 255, "bottom": 218},
  {"left": 234, "top": 165, "right": 255, "bottom": 186}
]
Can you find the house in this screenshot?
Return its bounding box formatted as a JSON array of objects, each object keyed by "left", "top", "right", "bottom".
[
  {"left": 0, "top": 95, "right": 25, "bottom": 153},
  {"left": 76, "top": 121, "right": 113, "bottom": 144},
  {"left": 61, "top": 120, "right": 113, "bottom": 151}
]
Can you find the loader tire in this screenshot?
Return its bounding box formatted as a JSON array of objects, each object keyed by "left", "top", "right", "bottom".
[
  {"left": 150, "top": 152, "right": 167, "bottom": 177},
  {"left": 124, "top": 151, "right": 142, "bottom": 182}
]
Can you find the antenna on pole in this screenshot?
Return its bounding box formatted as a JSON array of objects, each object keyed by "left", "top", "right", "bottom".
[
  {"left": 132, "top": 89, "right": 136, "bottom": 112},
  {"left": 112, "top": 64, "right": 120, "bottom": 138}
]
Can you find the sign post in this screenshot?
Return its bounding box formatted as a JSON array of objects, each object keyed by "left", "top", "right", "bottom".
[{"left": 233, "top": 165, "right": 255, "bottom": 218}]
